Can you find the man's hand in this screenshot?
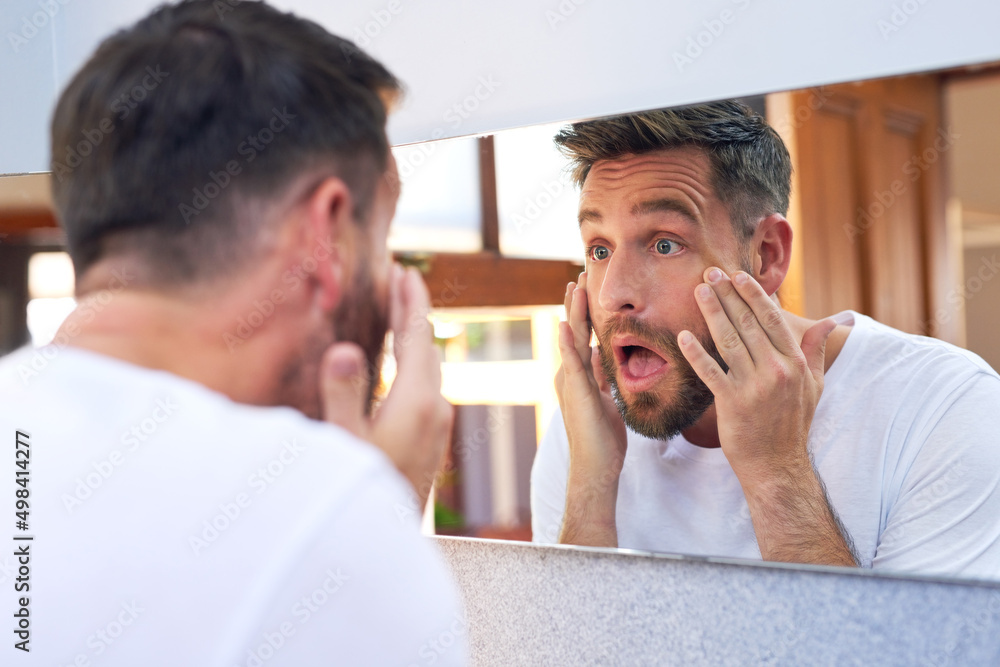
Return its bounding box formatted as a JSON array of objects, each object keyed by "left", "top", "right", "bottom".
[
  {"left": 320, "top": 264, "right": 453, "bottom": 506},
  {"left": 556, "top": 272, "right": 627, "bottom": 547},
  {"left": 678, "top": 267, "right": 856, "bottom": 565}
]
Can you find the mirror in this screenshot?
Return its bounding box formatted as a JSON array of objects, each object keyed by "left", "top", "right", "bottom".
[
  {"left": 2, "top": 61, "right": 998, "bottom": 581},
  {"left": 420, "top": 62, "right": 1000, "bottom": 581}
]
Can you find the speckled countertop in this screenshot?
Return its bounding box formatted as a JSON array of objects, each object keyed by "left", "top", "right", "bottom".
[{"left": 435, "top": 536, "right": 1000, "bottom": 666}]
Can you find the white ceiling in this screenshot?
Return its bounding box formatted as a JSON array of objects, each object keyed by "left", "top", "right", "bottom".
[{"left": 3, "top": 0, "right": 999, "bottom": 174}]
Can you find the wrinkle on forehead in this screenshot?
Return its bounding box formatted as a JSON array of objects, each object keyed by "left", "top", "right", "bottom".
[{"left": 579, "top": 148, "right": 716, "bottom": 222}]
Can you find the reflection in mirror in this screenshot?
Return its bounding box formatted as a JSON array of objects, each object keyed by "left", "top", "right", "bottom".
[
  {"left": 424, "top": 64, "right": 1000, "bottom": 583},
  {"left": 494, "top": 122, "right": 582, "bottom": 262},
  {"left": 390, "top": 136, "right": 483, "bottom": 253}
]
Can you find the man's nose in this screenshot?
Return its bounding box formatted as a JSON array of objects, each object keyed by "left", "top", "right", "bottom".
[{"left": 597, "top": 250, "right": 648, "bottom": 314}]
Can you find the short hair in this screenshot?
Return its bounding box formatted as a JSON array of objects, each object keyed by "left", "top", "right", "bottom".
[
  {"left": 50, "top": 0, "right": 401, "bottom": 285},
  {"left": 553, "top": 100, "right": 791, "bottom": 240}
]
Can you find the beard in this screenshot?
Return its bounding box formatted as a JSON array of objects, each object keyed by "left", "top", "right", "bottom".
[
  {"left": 278, "top": 260, "right": 389, "bottom": 420},
  {"left": 331, "top": 261, "right": 390, "bottom": 415},
  {"left": 595, "top": 315, "right": 728, "bottom": 441}
]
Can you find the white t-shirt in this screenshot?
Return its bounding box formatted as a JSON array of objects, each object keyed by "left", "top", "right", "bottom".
[
  {"left": 531, "top": 311, "right": 1000, "bottom": 580},
  {"left": 0, "top": 345, "right": 467, "bottom": 666}
]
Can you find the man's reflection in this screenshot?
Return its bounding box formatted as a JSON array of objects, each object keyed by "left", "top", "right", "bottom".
[{"left": 531, "top": 101, "right": 1000, "bottom": 579}]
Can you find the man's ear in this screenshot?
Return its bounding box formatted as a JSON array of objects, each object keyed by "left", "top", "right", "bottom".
[
  {"left": 302, "top": 177, "right": 356, "bottom": 312},
  {"left": 751, "top": 213, "right": 793, "bottom": 297}
]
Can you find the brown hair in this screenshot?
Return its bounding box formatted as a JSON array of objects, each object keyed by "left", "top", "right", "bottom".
[
  {"left": 51, "top": 0, "right": 401, "bottom": 285},
  {"left": 553, "top": 100, "right": 791, "bottom": 239}
]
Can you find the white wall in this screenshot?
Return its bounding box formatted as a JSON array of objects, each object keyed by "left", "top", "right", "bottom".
[{"left": 3, "top": 0, "right": 1000, "bottom": 174}]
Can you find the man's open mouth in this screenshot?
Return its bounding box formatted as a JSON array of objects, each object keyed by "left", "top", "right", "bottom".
[{"left": 613, "top": 336, "right": 668, "bottom": 381}]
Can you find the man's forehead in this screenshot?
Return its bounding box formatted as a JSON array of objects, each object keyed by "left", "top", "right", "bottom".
[
  {"left": 577, "top": 146, "right": 715, "bottom": 224},
  {"left": 582, "top": 146, "right": 711, "bottom": 192}
]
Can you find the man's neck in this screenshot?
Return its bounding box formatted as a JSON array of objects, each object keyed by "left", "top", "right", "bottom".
[
  {"left": 680, "top": 311, "right": 853, "bottom": 449},
  {"left": 58, "top": 269, "right": 312, "bottom": 411}
]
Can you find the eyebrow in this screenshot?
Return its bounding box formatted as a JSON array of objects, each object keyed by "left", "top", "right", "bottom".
[
  {"left": 631, "top": 199, "right": 699, "bottom": 225},
  {"left": 578, "top": 208, "right": 602, "bottom": 226},
  {"left": 578, "top": 198, "right": 700, "bottom": 227}
]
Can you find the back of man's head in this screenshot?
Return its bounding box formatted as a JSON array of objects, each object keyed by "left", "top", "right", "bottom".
[
  {"left": 554, "top": 100, "right": 791, "bottom": 241},
  {"left": 51, "top": 0, "right": 400, "bottom": 287}
]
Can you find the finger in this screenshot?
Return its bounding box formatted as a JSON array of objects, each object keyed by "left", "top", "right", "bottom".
[
  {"left": 591, "top": 346, "right": 610, "bottom": 395},
  {"left": 800, "top": 317, "right": 837, "bottom": 383},
  {"left": 389, "top": 263, "right": 405, "bottom": 356},
  {"left": 677, "top": 329, "right": 730, "bottom": 395},
  {"left": 394, "top": 267, "right": 438, "bottom": 384},
  {"left": 730, "top": 270, "right": 800, "bottom": 358},
  {"left": 574, "top": 272, "right": 590, "bottom": 341},
  {"left": 694, "top": 279, "right": 754, "bottom": 377},
  {"left": 557, "top": 321, "right": 589, "bottom": 377},
  {"left": 703, "top": 267, "right": 774, "bottom": 367},
  {"left": 320, "top": 343, "right": 370, "bottom": 439},
  {"left": 554, "top": 363, "right": 565, "bottom": 404},
  {"left": 564, "top": 280, "right": 576, "bottom": 321},
  {"left": 569, "top": 285, "right": 592, "bottom": 363}
]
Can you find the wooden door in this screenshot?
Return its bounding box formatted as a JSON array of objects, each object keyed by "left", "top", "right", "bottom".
[{"left": 768, "top": 75, "right": 960, "bottom": 343}]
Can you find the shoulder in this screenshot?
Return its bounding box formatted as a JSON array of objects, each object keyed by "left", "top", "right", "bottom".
[
  {"left": 837, "top": 312, "right": 998, "bottom": 389},
  {"left": 1, "top": 344, "right": 411, "bottom": 509}
]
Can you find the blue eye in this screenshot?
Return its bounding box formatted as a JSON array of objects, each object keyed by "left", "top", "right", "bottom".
[
  {"left": 655, "top": 239, "right": 679, "bottom": 255},
  {"left": 589, "top": 245, "right": 610, "bottom": 261}
]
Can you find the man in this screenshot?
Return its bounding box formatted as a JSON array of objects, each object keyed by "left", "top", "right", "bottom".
[
  {"left": 0, "top": 1, "right": 467, "bottom": 664},
  {"left": 531, "top": 101, "right": 1000, "bottom": 578}
]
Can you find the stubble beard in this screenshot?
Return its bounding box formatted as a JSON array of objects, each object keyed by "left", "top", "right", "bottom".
[
  {"left": 278, "top": 262, "right": 389, "bottom": 420},
  {"left": 595, "top": 315, "right": 728, "bottom": 441}
]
